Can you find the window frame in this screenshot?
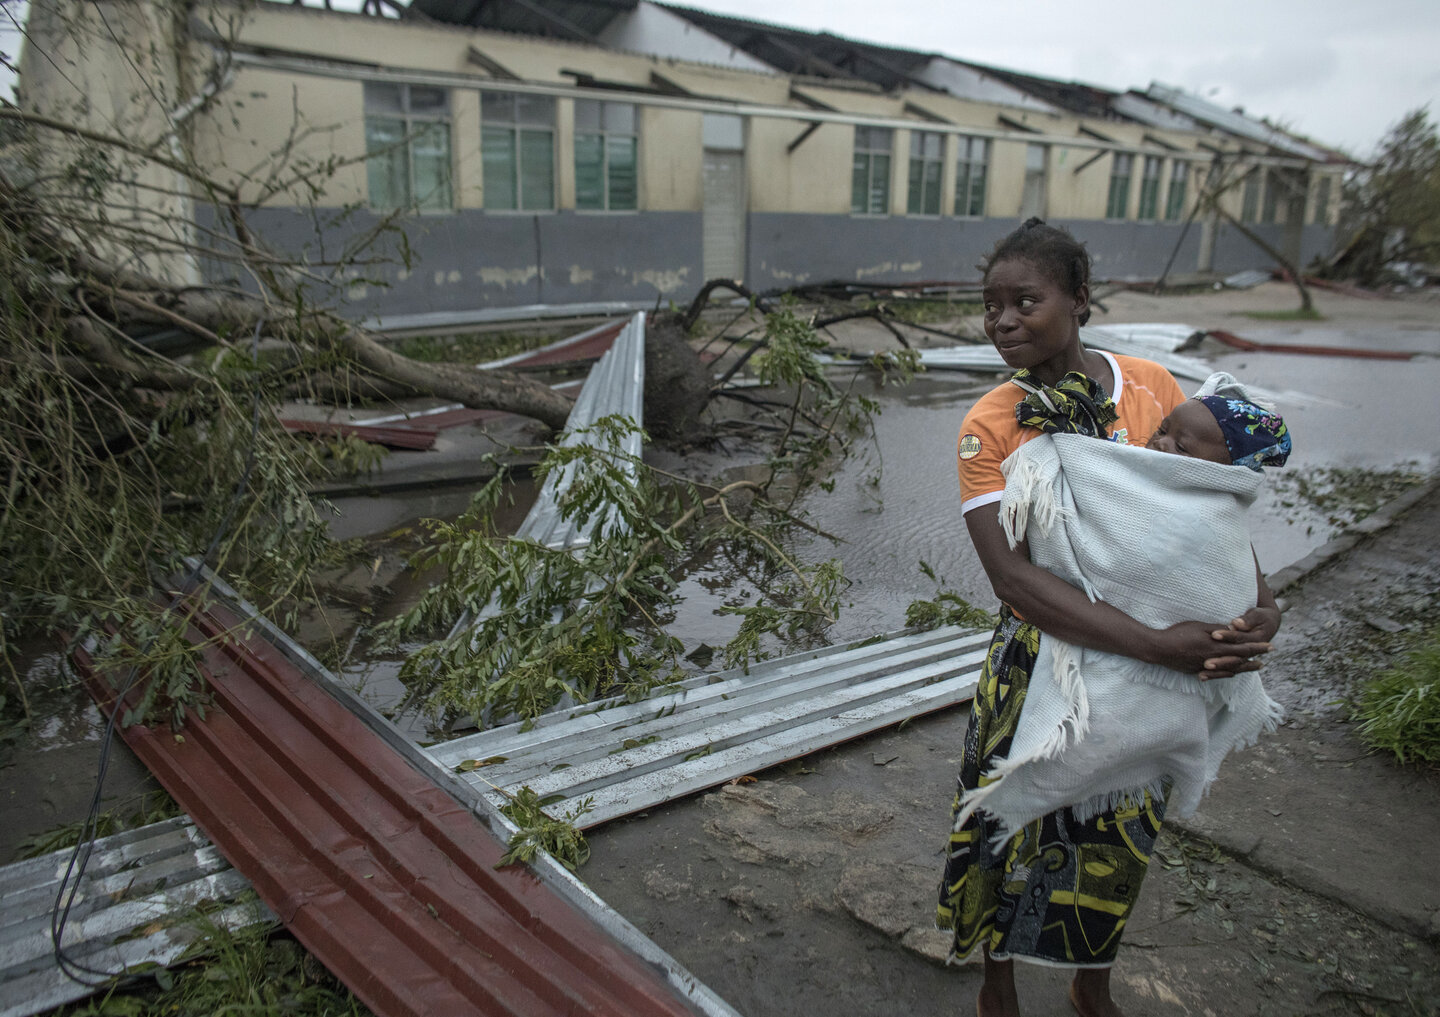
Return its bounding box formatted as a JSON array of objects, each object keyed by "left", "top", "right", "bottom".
[
  {"left": 953, "top": 136, "right": 988, "bottom": 218},
  {"left": 851, "top": 126, "right": 893, "bottom": 216},
  {"left": 1137, "top": 155, "right": 1163, "bottom": 220},
  {"left": 363, "top": 82, "right": 454, "bottom": 213},
  {"left": 1240, "top": 169, "right": 1261, "bottom": 223},
  {"left": 1164, "top": 162, "right": 1189, "bottom": 221},
  {"left": 574, "top": 99, "right": 639, "bottom": 213},
  {"left": 481, "top": 90, "right": 557, "bottom": 213},
  {"left": 906, "top": 130, "right": 944, "bottom": 216},
  {"left": 1312, "top": 175, "right": 1332, "bottom": 225},
  {"left": 1106, "top": 153, "right": 1133, "bottom": 220}
]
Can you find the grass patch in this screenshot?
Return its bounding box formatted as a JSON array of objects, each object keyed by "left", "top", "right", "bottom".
[
  {"left": 59, "top": 917, "right": 371, "bottom": 1016},
  {"left": 870, "top": 297, "right": 983, "bottom": 325},
  {"left": 1240, "top": 307, "right": 1326, "bottom": 321},
  {"left": 1354, "top": 625, "right": 1440, "bottom": 764}
]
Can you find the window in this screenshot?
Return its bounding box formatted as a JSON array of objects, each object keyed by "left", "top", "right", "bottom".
[
  {"left": 482, "top": 91, "right": 555, "bottom": 211},
  {"left": 1313, "top": 176, "right": 1331, "bottom": 224},
  {"left": 1261, "top": 169, "right": 1282, "bottom": 224},
  {"left": 851, "top": 126, "right": 892, "bottom": 214},
  {"left": 1240, "top": 170, "right": 1260, "bottom": 222},
  {"left": 954, "top": 136, "right": 988, "bottom": 217},
  {"left": 364, "top": 82, "right": 452, "bottom": 211},
  {"left": 574, "top": 100, "right": 637, "bottom": 211},
  {"left": 1020, "top": 143, "right": 1047, "bottom": 219},
  {"left": 906, "top": 131, "right": 943, "bottom": 215},
  {"left": 1137, "top": 156, "right": 1163, "bottom": 219},
  {"left": 1106, "top": 153, "right": 1133, "bottom": 219},
  {"left": 1164, "top": 162, "right": 1188, "bottom": 221}
]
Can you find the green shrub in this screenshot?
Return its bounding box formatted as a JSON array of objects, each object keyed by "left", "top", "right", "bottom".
[{"left": 1354, "top": 626, "right": 1440, "bottom": 764}]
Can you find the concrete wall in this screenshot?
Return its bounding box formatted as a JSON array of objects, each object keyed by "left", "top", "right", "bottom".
[
  {"left": 199, "top": 206, "right": 701, "bottom": 315},
  {"left": 746, "top": 213, "right": 1016, "bottom": 288}
]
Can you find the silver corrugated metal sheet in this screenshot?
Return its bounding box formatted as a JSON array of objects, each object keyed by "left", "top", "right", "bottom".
[
  {"left": 431, "top": 625, "right": 990, "bottom": 827},
  {"left": 517, "top": 311, "right": 645, "bottom": 551},
  {"left": 0, "top": 817, "right": 269, "bottom": 1017},
  {"left": 1083, "top": 323, "right": 1203, "bottom": 355}
]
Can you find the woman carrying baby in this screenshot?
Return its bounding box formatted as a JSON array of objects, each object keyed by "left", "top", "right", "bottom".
[{"left": 936, "top": 218, "right": 1283, "bottom": 1017}]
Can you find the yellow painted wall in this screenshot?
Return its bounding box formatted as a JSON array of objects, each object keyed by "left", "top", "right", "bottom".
[
  {"left": 642, "top": 106, "right": 703, "bottom": 210},
  {"left": 195, "top": 66, "right": 369, "bottom": 206},
  {"left": 745, "top": 117, "right": 852, "bottom": 214},
  {"left": 1049, "top": 147, "right": 1108, "bottom": 219},
  {"left": 988, "top": 140, "right": 1030, "bottom": 217}
]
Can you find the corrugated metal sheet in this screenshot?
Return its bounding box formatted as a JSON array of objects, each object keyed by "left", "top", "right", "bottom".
[
  {"left": 0, "top": 817, "right": 268, "bottom": 1017},
  {"left": 67, "top": 586, "right": 731, "bottom": 1017},
  {"left": 431, "top": 625, "right": 990, "bottom": 828},
  {"left": 512, "top": 312, "right": 644, "bottom": 551}
]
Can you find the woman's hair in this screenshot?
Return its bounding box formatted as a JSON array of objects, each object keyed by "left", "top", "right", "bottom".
[{"left": 982, "top": 217, "right": 1093, "bottom": 325}]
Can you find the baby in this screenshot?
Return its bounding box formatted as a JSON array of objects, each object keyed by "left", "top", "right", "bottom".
[{"left": 1148, "top": 395, "right": 1291, "bottom": 470}]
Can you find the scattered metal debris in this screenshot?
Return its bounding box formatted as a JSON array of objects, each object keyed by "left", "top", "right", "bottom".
[{"left": 432, "top": 625, "right": 990, "bottom": 828}]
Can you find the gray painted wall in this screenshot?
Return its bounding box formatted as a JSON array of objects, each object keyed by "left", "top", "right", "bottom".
[
  {"left": 197, "top": 206, "right": 1335, "bottom": 317},
  {"left": 197, "top": 206, "right": 702, "bottom": 317},
  {"left": 1209, "top": 222, "right": 1336, "bottom": 274}
]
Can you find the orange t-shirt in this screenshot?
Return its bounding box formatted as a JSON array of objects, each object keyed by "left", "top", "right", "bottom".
[{"left": 957, "top": 352, "right": 1186, "bottom": 516}]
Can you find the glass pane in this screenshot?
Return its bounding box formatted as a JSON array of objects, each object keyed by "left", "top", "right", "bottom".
[
  {"left": 482, "top": 125, "right": 517, "bottom": 210},
  {"left": 954, "top": 164, "right": 970, "bottom": 214},
  {"left": 907, "top": 157, "right": 923, "bottom": 214},
  {"left": 606, "top": 134, "right": 637, "bottom": 210},
  {"left": 482, "top": 91, "right": 514, "bottom": 124},
  {"left": 516, "top": 93, "right": 555, "bottom": 127},
  {"left": 1026, "top": 144, "right": 1045, "bottom": 171},
  {"left": 969, "top": 165, "right": 987, "bottom": 216},
  {"left": 852, "top": 154, "right": 868, "bottom": 212},
  {"left": 365, "top": 117, "right": 408, "bottom": 208},
  {"left": 871, "top": 127, "right": 893, "bottom": 153},
  {"left": 1166, "top": 179, "right": 1186, "bottom": 220},
  {"left": 923, "top": 133, "right": 941, "bottom": 160},
  {"left": 575, "top": 132, "right": 604, "bottom": 209},
  {"left": 869, "top": 154, "right": 890, "bottom": 214},
  {"left": 910, "top": 132, "right": 923, "bottom": 158},
  {"left": 519, "top": 128, "right": 554, "bottom": 210},
  {"left": 923, "top": 160, "right": 941, "bottom": 215},
  {"left": 603, "top": 102, "right": 635, "bottom": 135},
  {"left": 412, "top": 122, "right": 451, "bottom": 211},
  {"left": 574, "top": 99, "right": 602, "bottom": 132},
  {"left": 408, "top": 86, "right": 448, "bottom": 115},
  {"left": 364, "top": 82, "right": 403, "bottom": 115}
]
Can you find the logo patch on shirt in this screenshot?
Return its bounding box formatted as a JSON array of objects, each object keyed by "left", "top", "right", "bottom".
[
  {"left": 1113, "top": 427, "right": 1129, "bottom": 445},
  {"left": 958, "top": 434, "right": 983, "bottom": 460}
]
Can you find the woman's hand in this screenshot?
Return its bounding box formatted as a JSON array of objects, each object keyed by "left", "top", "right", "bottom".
[
  {"left": 1199, "top": 553, "right": 1282, "bottom": 679},
  {"left": 1149, "top": 620, "right": 1273, "bottom": 679}
]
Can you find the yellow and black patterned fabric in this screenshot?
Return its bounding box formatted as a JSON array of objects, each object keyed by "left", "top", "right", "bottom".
[{"left": 935, "top": 608, "right": 1165, "bottom": 966}]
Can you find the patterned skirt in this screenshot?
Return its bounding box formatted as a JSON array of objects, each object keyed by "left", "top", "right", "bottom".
[{"left": 936, "top": 608, "right": 1165, "bottom": 968}]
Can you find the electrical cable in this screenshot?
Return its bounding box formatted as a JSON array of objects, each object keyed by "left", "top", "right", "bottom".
[{"left": 49, "top": 315, "right": 267, "bottom": 989}]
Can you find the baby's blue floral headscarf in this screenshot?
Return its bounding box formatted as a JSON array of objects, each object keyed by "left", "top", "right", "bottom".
[{"left": 1198, "top": 396, "right": 1292, "bottom": 471}]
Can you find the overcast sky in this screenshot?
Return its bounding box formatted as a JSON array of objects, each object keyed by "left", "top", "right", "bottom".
[
  {"left": 693, "top": 0, "right": 1440, "bottom": 157},
  {"left": 3, "top": 0, "right": 1436, "bottom": 157}
]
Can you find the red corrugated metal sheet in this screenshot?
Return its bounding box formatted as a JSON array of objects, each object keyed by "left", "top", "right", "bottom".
[
  {"left": 280, "top": 419, "right": 440, "bottom": 450},
  {"left": 483, "top": 321, "right": 624, "bottom": 369},
  {"left": 73, "top": 598, "right": 710, "bottom": 1017},
  {"left": 1206, "top": 329, "right": 1414, "bottom": 361}
]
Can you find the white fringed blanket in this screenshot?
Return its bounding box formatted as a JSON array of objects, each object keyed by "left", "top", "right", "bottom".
[{"left": 954, "top": 431, "right": 1283, "bottom": 840}]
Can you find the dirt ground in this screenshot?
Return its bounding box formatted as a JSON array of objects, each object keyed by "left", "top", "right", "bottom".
[{"left": 580, "top": 480, "right": 1440, "bottom": 1017}]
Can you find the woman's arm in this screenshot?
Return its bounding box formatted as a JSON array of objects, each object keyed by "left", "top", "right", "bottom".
[{"left": 966, "top": 509, "right": 1274, "bottom": 677}]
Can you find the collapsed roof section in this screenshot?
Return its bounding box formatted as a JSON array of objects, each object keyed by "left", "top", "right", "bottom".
[{"left": 383, "top": 0, "right": 1342, "bottom": 158}]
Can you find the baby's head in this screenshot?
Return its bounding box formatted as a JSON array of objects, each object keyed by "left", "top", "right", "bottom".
[{"left": 1148, "top": 397, "right": 1291, "bottom": 470}]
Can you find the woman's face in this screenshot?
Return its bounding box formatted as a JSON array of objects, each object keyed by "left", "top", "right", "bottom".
[{"left": 981, "top": 258, "right": 1088, "bottom": 373}]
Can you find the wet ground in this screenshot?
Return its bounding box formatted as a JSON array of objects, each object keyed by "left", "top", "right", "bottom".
[{"left": 3, "top": 282, "right": 1439, "bottom": 1016}]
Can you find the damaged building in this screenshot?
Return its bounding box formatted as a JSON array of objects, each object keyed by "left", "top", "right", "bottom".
[{"left": 16, "top": 0, "right": 1350, "bottom": 320}]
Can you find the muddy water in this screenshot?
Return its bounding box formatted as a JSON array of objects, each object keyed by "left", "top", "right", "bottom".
[{"left": 331, "top": 321, "right": 1440, "bottom": 688}]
